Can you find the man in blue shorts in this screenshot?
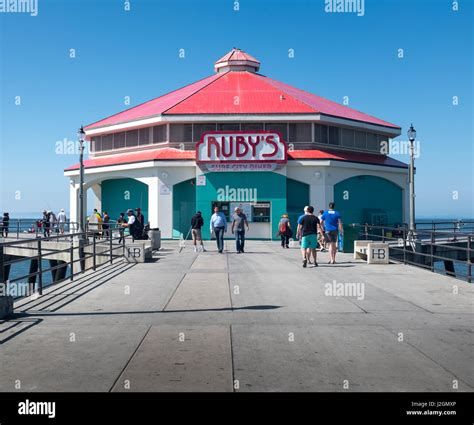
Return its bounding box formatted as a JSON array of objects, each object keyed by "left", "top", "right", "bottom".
[
  {"left": 299, "top": 206, "right": 321, "bottom": 268},
  {"left": 321, "top": 202, "right": 343, "bottom": 264}
]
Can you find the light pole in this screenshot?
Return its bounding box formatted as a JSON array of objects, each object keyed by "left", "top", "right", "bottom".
[
  {"left": 78, "top": 125, "right": 86, "bottom": 236},
  {"left": 407, "top": 124, "right": 417, "bottom": 239}
]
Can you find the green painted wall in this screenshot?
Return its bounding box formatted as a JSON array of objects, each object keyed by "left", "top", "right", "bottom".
[
  {"left": 172, "top": 178, "right": 196, "bottom": 238},
  {"left": 286, "top": 178, "right": 310, "bottom": 231},
  {"left": 101, "top": 178, "right": 148, "bottom": 222},
  {"left": 196, "top": 172, "right": 287, "bottom": 240},
  {"left": 334, "top": 175, "right": 403, "bottom": 225}
]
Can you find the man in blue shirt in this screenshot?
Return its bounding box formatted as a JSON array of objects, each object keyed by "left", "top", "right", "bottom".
[
  {"left": 320, "top": 202, "right": 343, "bottom": 264},
  {"left": 210, "top": 206, "right": 227, "bottom": 253}
]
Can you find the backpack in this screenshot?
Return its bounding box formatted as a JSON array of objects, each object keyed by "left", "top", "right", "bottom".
[{"left": 278, "top": 221, "right": 288, "bottom": 235}]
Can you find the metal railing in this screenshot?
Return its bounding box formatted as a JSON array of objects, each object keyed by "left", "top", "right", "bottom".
[
  {"left": 0, "top": 225, "right": 129, "bottom": 299},
  {"left": 350, "top": 223, "right": 473, "bottom": 282},
  {"left": 0, "top": 219, "right": 81, "bottom": 240}
]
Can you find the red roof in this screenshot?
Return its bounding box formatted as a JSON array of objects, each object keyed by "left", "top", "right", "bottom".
[
  {"left": 65, "top": 148, "right": 407, "bottom": 171},
  {"left": 85, "top": 49, "right": 400, "bottom": 131}
]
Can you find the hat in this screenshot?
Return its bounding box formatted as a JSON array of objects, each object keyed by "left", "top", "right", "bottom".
[
  {"left": 135, "top": 207, "right": 141, "bottom": 211},
  {"left": 60, "top": 209, "right": 65, "bottom": 212},
  {"left": 127, "top": 209, "right": 134, "bottom": 214}
]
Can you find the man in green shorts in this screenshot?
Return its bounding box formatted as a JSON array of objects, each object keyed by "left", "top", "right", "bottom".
[{"left": 298, "top": 206, "right": 322, "bottom": 268}]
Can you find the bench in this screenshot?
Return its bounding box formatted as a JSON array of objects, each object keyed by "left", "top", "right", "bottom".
[
  {"left": 353, "top": 240, "right": 373, "bottom": 260},
  {"left": 124, "top": 242, "right": 152, "bottom": 263},
  {"left": 354, "top": 240, "right": 389, "bottom": 264}
]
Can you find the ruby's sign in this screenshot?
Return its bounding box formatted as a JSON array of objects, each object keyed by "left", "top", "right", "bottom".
[{"left": 196, "top": 131, "right": 287, "bottom": 164}]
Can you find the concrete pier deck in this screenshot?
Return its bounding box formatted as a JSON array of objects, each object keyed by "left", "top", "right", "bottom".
[{"left": 1, "top": 240, "right": 472, "bottom": 392}]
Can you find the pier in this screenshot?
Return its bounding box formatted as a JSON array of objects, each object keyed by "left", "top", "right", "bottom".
[{"left": 0, "top": 239, "right": 472, "bottom": 392}]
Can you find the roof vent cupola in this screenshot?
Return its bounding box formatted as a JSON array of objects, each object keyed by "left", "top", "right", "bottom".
[{"left": 214, "top": 48, "right": 261, "bottom": 73}]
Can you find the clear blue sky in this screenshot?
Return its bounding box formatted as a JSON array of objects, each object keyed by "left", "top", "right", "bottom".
[{"left": 0, "top": 0, "right": 472, "bottom": 218}]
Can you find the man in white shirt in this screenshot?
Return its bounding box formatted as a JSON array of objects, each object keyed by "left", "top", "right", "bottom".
[{"left": 57, "top": 209, "right": 67, "bottom": 234}]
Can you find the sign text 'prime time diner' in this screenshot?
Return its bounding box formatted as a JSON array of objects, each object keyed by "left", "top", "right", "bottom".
[{"left": 196, "top": 132, "right": 287, "bottom": 164}]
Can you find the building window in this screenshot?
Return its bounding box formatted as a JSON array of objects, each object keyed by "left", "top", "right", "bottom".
[
  {"left": 328, "top": 126, "right": 340, "bottom": 145},
  {"left": 126, "top": 130, "right": 139, "bottom": 147},
  {"left": 252, "top": 202, "right": 271, "bottom": 223},
  {"left": 194, "top": 123, "right": 216, "bottom": 142},
  {"left": 153, "top": 125, "right": 167, "bottom": 143},
  {"left": 366, "top": 133, "right": 379, "bottom": 151},
  {"left": 90, "top": 137, "right": 101, "bottom": 152},
  {"left": 341, "top": 128, "right": 355, "bottom": 148},
  {"left": 289, "top": 123, "right": 312, "bottom": 143},
  {"left": 169, "top": 124, "right": 192, "bottom": 143},
  {"left": 241, "top": 123, "right": 264, "bottom": 131},
  {"left": 139, "top": 127, "right": 151, "bottom": 145},
  {"left": 354, "top": 131, "right": 367, "bottom": 150},
  {"left": 314, "top": 124, "right": 328, "bottom": 144},
  {"left": 102, "top": 134, "right": 113, "bottom": 151},
  {"left": 113, "top": 132, "right": 126, "bottom": 149},
  {"left": 265, "top": 123, "right": 288, "bottom": 141},
  {"left": 217, "top": 123, "right": 240, "bottom": 131}
]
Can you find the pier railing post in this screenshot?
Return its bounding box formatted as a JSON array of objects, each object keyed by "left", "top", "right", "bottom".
[
  {"left": 37, "top": 239, "right": 43, "bottom": 295},
  {"left": 122, "top": 232, "right": 126, "bottom": 257},
  {"left": 93, "top": 233, "right": 97, "bottom": 271},
  {"left": 468, "top": 236, "right": 472, "bottom": 284},
  {"left": 0, "top": 246, "right": 5, "bottom": 286},
  {"left": 430, "top": 231, "right": 435, "bottom": 272},
  {"left": 403, "top": 229, "right": 407, "bottom": 265},
  {"left": 70, "top": 236, "right": 74, "bottom": 281},
  {"left": 109, "top": 231, "right": 113, "bottom": 264}
]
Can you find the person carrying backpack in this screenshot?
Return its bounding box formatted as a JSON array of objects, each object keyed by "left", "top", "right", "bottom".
[
  {"left": 191, "top": 211, "right": 206, "bottom": 252},
  {"left": 277, "top": 213, "right": 292, "bottom": 248}
]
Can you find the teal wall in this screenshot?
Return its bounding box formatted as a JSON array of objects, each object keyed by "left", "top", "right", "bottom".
[
  {"left": 286, "top": 178, "right": 310, "bottom": 231},
  {"left": 334, "top": 175, "right": 403, "bottom": 225},
  {"left": 101, "top": 178, "right": 148, "bottom": 222},
  {"left": 196, "top": 172, "right": 287, "bottom": 240},
  {"left": 172, "top": 178, "right": 196, "bottom": 238}
]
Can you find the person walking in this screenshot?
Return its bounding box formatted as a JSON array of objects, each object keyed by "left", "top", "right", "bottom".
[
  {"left": 88, "top": 209, "right": 102, "bottom": 237},
  {"left": 298, "top": 206, "right": 321, "bottom": 268},
  {"left": 191, "top": 211, "right": 206, "bottom": 252},
  {"left": 277, "top": 213, "right": 292, "bottom": 248},
  {"left": 320, "top": 202, "right": 343, "bottom": 264},
  {"left": 231, "top": 207, "right": 249, "bottom": 254},
  {"left": 57, "top": 209, "right": 67, "bottom": 234},
  {"left": 210, "top": 206, "right": 227, "bottom": 253},
  {"left": 42, "top": 210, "right": 51, "bottom": 238},
  {"left": 297, "top": 206, "right": 313, "bottom": 263},
  {"left": 102, "top": 211, "right": 110, "bottom": 239},
  {"left": 1, "top": 212, "right": 9, "bottom": 238},
  {"left": 317, "top": 209, "right": 326, "bottom": 252},
  {"left": 117, "top": 212, "right": 126, "bottom": 243},
  {"left": 50, "top": 210, "right": 58, "bottom": 234}
]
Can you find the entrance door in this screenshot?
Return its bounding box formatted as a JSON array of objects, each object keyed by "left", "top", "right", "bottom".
[{"left": 172, "top": 178, "right": 196, "bottom": 239}]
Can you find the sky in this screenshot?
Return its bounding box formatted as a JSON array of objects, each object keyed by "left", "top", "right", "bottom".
[{"left": 0, "top": 0, "right": 472, "bottom": 218}]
